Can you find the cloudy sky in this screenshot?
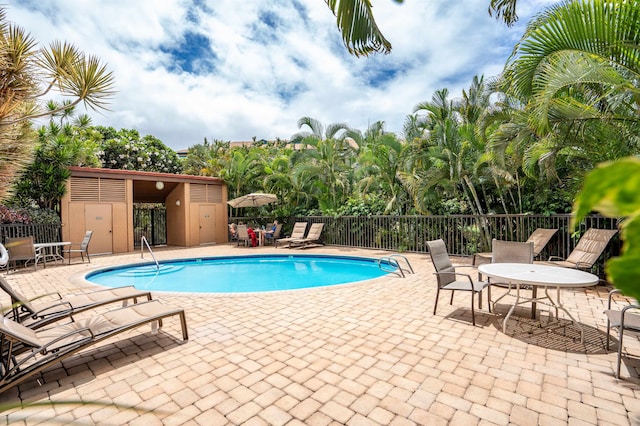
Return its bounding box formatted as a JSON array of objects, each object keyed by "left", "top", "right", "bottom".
[{"left": 8, "top": 0, "right": 553, "bottom": 150}]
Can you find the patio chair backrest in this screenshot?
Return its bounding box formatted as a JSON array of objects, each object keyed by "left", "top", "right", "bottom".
[
  {"left": 6, "top": 236, "right": 35, "bottom": 262},
  {"left": 80, "top": 231, "right": 93, "bottom": 250},
  {"left": 0, "top": 315, "right": 43, "bottom": 348},
  {"left": 305, "top": 223, "right": 324, "bottom": 239},
  {"left": 290, "top": 222, "right": 308, "bottom": 239},
  {"left": 237, "top": 225, "right": 249, "bottom": 239},
  {"left": 0, "top": 276, "right": 36, "bottom": 314},
  {"left": 566, "top": 228, "right": 618, "bottom": 268},
  {"left": 526, "top": 228, "right": 558, "bottom": 257},
  {"left": 491, "top": 239, "right": 534, "bottom": 264},
  {"left": 271, "top": 224, "right": 282, "bottom": 238},
  {"left": 426, "top": 239, "right": 455, "bottom": 286}
]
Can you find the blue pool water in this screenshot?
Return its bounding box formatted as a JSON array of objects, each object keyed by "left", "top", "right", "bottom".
[{"left": 86, "top": 254, "right": 389, "bottom": 293}]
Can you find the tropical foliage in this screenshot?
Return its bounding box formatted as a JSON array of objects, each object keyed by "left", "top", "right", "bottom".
[
  {"left": 2, "top": 0, "right": 639, "bottom": 292},
  {"left": 537, "top": 0, "right": 640, "bottom": 301},
  {"left": 12, "top": 104, "right": 100, "bottom": 212},
  {"left": 10, "top": 112, "right": 179, "bottom": 210},
  {"left": 0, "top": 8, "right": 114, "bottom": 203},
  {"left": 180, "top": 0, "right": 640, "bottom": 231}
]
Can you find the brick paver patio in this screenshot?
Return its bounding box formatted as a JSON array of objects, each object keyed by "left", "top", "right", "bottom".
[{"left": 0, "top": 244, "right": 639, "bottom": 425}]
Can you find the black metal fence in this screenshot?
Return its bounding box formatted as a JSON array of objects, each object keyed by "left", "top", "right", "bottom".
[
  {"left": 231, "top": 214, "right": 621, "bottom": 277},
  {"left": 133, "top": 206, "right": 167, "bottom": 248},
  {"left": 0, "top": 213, "right": 621, "bottom": 276},
  {"left": 0, "top": 223, "right": 61, "bottom": 244}
]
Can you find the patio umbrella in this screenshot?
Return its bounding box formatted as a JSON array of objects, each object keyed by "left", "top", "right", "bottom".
[{"left": 227, "top": 193, "right": 278, "bottom": 208}]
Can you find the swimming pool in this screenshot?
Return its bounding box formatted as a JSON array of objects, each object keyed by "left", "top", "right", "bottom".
[{"left": 85, "top": 254, "right": 390, "bottom": 293}]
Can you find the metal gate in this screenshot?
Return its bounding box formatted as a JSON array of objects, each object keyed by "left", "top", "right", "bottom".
[{"left": 133, "top": 206, "right": 166, "bottom": 247}]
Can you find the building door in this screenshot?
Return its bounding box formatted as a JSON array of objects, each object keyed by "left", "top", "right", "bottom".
[
  {"left": 85, "top": 204, "right": 113, "bottom": 254},
  {"left": 199, "top": 205, "right": 216, "bottom": 245}
]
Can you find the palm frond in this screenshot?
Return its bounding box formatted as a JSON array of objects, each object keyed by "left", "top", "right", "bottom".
[
  {"left": 528, "top": 50, "right": 630, "bottom": 132},
  {"left": 325, "top": 0, "right": 392, "bottom": 57},
  {"left": 488, "top": 0, "right": 519, "bottom": 26},
  {"left": 505, "top": 0, "right": 640, "bottom": 100}
]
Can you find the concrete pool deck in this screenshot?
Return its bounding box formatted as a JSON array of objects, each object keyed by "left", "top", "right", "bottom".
[{"left": 0, "top": 244, "right": 639, "bottom": 425}]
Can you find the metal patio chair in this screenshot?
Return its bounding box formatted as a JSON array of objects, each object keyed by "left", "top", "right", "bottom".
[{"left": 427, "top": 239, "right": 490, "bottom": 326}]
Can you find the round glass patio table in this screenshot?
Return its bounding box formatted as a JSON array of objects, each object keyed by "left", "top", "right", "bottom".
[{"left": 478, "top": 263, "right": 599, "bottom": 342}]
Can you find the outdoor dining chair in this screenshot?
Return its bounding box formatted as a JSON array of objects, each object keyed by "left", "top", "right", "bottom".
[
  {"left": 491, "top": 239, "right": 534, "bottom": 265},
  {"left": 62, "top": 230, "right": 93, "bottom": 264},
  {"left": 487, "top": 239, "right": 536, "bottom": 316},
  {"left": 426, "top": 239, "right": 490, "bottom": 326},
  {"left": 264, "top": 223, "right": 283, "bottom": 245},
  {"left": 5, "top": 236, "right": 37, "bottom": 272},
  {"left": 236, "top": 224, "right": 251, "bottom": 246},
  {"left": 604, "top": 289, "right": 640, "bottom": 378}
]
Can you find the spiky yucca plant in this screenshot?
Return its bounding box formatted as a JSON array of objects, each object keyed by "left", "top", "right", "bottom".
[{"left": 0, "top": 7, "right": 114, "bottom": 202}]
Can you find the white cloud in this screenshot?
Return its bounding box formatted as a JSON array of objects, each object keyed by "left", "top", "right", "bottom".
[{"left": 7, "top": 0, "right": 544, "bottom": 149}]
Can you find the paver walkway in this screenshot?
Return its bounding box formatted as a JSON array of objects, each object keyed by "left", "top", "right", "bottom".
[{"left": 0, "top": 244, "right": 639, "bottom": 425}]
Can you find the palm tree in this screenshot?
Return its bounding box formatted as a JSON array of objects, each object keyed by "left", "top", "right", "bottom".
[
  {"left": 488, "top": 0, "right": 520, "bottom": 26},
  {"left": 263, "top": 151, "right": 317, "bottom": 214},
  {"left": 14, "top": 112, "right": 98, "bottom": 211},
  {"left": 502, "top": 0, "right": 640, "bottom": 130},
  {"left": 411, "top": 88, "right": 488, "bottom": 215},
  {"left": 293, "top": 137, "right": 355, "bottom": 212},
  {"left": 351, "top": 122, "right": 410, "bottom": 214},
  {"left": 493, "top": 0, "right": 640, "bottom": 210},
  {"left": 290, "top": 117, "right": 356, "bottom": 212},
  {"left": 218, "top": 148, "right": 265, "bottom": 215}
]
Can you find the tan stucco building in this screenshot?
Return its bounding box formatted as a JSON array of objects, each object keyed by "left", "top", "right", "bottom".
[{"left": 61, "top": 167, "right": 228, "bottom": 255}]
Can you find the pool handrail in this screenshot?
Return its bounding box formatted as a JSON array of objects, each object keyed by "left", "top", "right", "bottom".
[
  {"left": 378, "top": 254, "right": 414, "bottom": 278},
  {"left": 140, "top": 236, "right": 160, "bottom": 270}
]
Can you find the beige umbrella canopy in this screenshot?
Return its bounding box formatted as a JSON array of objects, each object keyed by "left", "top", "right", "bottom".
[{"left": 227, "top": 193, "right": 278, "bottom": 208}]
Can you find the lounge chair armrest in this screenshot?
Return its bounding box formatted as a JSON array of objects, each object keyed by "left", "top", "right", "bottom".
[
  {"left": 37, "top": 327, "right": 95, "bottom": 354},
  {"left": 5, "top": 327, "right": 95, "bottom": 377},
  {"left": 435, "top": 271, "right": 473, "bottom": 279},
  {"left": 547, "top": 255, "right": 565, "bottom": 261},
  {"left": 574, "top": 261, "right": 592, "bottom": 270},
  {"left": 68, "top": 285, "right": 136, "bottom": 296},
  {"left": 33, "top": 301, "right": 74, "bottom": 318}
]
